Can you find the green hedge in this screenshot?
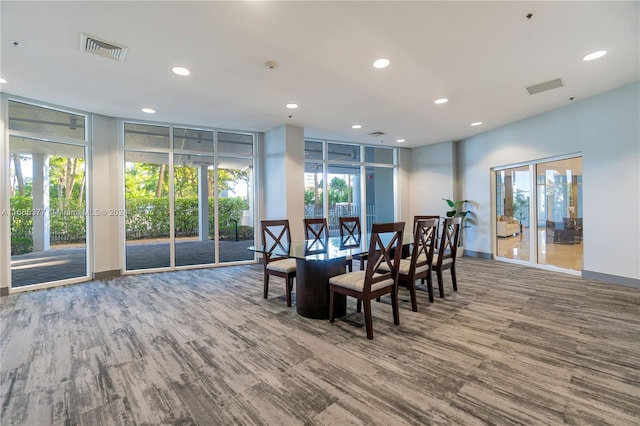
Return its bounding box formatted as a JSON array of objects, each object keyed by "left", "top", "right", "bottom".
[
  {"left": 125, "top": 196, "right": 251, "bottom": 240},
  {"left": 10, "top": 195, "right": 253, "bottom": 255}
]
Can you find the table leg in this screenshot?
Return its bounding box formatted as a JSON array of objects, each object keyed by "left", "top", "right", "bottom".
[{"left": 295, "top": 258, "right": 347, "bottom": 319}]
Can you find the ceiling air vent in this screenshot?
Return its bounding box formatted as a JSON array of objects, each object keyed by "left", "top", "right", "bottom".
[
  {"left": 524, "top": 78, "right": 564, "bottom": 95},
  {"left": 368, "top": 131, "right": 386, "bottom": 137},
  {"left": 80, "top": 33, "right": 128, "bottom": 62}
]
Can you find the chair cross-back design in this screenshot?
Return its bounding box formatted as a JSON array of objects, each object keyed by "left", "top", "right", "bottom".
[
  {"left": 339, "top": 216, "right": 363, "bottom": 271},
  {"left": 431, "top": 217, "right": 461, "bottom": 298},
  {"left": 304, "top": 218, "right": 329, "bottom": 241},
  {"left": 339, "top": 217, "right": 361, "bottom": 245},
  {"left": 304, "top": 218, "right": 329, "bottom": 255},
  {"left": 378, "top": 218, "right": 438, "bottom": 311},
  {"left": 261, "top": 220, "right": 296, "bottom": 307},
  {"left": 329, "top": 221, "right": 405, "bottom": 339},
  {"left": 413, "top": 215, "right": 441, "bottom": 241}
]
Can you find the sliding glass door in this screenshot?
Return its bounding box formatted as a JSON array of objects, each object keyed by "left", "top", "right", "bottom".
[
  {"left": 494, "top": 156, "right": 583, "bottom": 272},
  {"left": 495, "top": 166, "right": 531, "bottom": 262},
  {"left": 536, "top": 158, "right": 583, "bottom": 270}
]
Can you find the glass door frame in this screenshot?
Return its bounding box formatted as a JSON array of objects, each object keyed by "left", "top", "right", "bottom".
[
  {"left": 4, "top": 96, "right": 92, "bottom": 292},
  {"left": 121, "top": 120, "right": 257, "bottom": 273},
  {"left": 491, "top": 153, "right": 582, "bottom": 276}
]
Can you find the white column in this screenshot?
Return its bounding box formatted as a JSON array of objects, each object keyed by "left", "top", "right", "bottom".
[
  {"left": 198, "top": 164, "right": 209, "bottom": 241},
  {"left": 263, "top": 125, "right": 304, "bottom": 241},
  {"left": 32, "top": 153, "right": 50, "bottom": 252}
]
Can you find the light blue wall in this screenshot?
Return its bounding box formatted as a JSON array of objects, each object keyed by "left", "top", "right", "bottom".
[
  {"left": 409, "top": 140, "right": 455, "bottom": 218},
  {"left": 458, "top": 82, "right": 639, "bottom": 281}
]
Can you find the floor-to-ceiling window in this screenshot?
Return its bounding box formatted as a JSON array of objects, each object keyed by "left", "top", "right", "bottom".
[
  {"left": 7, "top": 100, "right": 89, "bottom": 288},
  {"left": 494, "top": 155, "right": 583, "bottom": 272},
  {"left": 304, "top": 140, "right": 396, "bottom": 235},
  {"left": 364, "top": 146, "right": 395, "bottom": 232},
  {"left": 124, "top": 122, "right": 255, "bottom": 272}
]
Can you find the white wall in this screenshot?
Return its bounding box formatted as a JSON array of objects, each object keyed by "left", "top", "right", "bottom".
[
  {"left": 458, "top": 82, "right": 639, "bottom": 281},
  {"left": 396, "top": 147, "right": 412, "bottom": 225},
  {"left": 409, "top": 140, "right": 455, "bottom": 218}
]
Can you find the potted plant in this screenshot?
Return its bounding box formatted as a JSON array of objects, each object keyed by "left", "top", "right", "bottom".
[{"left": 443, "top": 198, "right": 471, "bottom": 256}]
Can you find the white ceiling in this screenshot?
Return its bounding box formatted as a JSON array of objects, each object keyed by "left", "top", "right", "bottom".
[{"left": 1, "top": 1, "right": 638, "bottom": 148}]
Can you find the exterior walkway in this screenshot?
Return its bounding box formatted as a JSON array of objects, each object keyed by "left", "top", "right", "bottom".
[{"left": 9, "top": 239, "right": 255, "bottom": 288}]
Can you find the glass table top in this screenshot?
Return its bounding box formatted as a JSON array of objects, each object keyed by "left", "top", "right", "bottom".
[{"left": 248, "top": 233, "right": 412, "bottom": 262}]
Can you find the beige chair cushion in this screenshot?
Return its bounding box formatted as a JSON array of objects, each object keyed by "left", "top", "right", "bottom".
[
  {"left": 432, "top": 253, "right": 453, "bottom": 266},
  {"left": 329, "top": 270, "right": 394, "bottom": 292},
  {"left": 267, "top": 258, "right": 296, "bottom": 273},
  {"left": 379, "top": 258, "right": 429, "bottom": 275}
]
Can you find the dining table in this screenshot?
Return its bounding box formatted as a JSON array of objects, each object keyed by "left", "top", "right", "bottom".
[{"left": 248, "top": 232, "right": 411, "bottom": 320}]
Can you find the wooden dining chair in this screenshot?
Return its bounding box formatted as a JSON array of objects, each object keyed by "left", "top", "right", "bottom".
[
  {"left": 261, "top": 219, "right": 296, "bottom": 307},
  {"left": 339, "top": 216, "right": 363, "bottom": 272},
  {"left": 413, "top": 215, "right": 440, "bottom": 238},
  {"left": 329, "top": 221, "right": 405, "bottom": 340},
  {"left": 304, "top": 218, "right": 330, "bottom": 255},
  {"left": 431, "top": 217, "right": 462, "bottom": 298},
  {"left": 378, "top": 218, "right": 438, "bottom": 311},
  {"left": 304, "top": 218, "right": 329, "bottom": 240}
]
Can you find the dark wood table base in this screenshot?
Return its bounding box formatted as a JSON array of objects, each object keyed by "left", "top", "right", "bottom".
[{"left": 295, "top": 258, "right": 347, "bottom": 319}]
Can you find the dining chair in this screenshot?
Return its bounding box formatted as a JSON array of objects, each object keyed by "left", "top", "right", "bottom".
[
  {"left": 339, "top": 216, "right": 363, "bottom": 272},
  {"left": 304, "top": 218, "right": 330, "bottom": 255},
  {"left": 413, "top": 215, "right": 440, "bottom": 237},
  {"left": 304, "top": 218, "right": 329, "bottom": 240},
  {"left": 378, "top": 218, "right": 438, "bottom": 311},
  {"left": 329, "top": 221, "right": 405, "bottom": 340},
  {"left": 260, "top": 219, "right": 296, "bottom": 307},
  {"left": 431, "top": 217, "right": 462, "bottom": 298}
]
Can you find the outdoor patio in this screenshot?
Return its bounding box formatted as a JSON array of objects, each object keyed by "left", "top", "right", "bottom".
[{"left": 10, "top": 240, "right": 255, "bottom": 288}]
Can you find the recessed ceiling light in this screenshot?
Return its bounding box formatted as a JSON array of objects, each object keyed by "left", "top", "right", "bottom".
[
  {"left": 434, "top": 98, "right": 448, "bottom": 104},
  {"left": 142, "top": 108, "right": 156, "bottom": 114},
  {"left": 373, "top": 58, "right": 390, "bottom": 69},
  {"left": 0, "top": 77, "right": 6, "bottom": 84},
  {"left": 172, "top": 66, "right": 190, "bottom": 76},
  {"left": 470, "top": 121, "right": 483, "bottom": 126},
  {"left": 352, "top": 124, "right": 362, "bottom": 129},
  {"left": 583, "top": 50, "right": 607, "bottom": 61},
  {"left": 396, "top": 139, "right": 405, "bottom": 143},
  {"left": 286, "top": 103, "right": 298, "bottom": 109}
]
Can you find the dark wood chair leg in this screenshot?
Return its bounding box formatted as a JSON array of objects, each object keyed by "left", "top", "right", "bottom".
[
  {"left": 356, "top": 299, "right": 362, "bottom": 313},
  {"left": 263, "top": 275, "right": 269, "bottom": 299},
  {"left": 436, "top": 270, "right": 445, "bottom": 298},
  {"left": 286, "top": 277, "right": 292, "bottom": 307},
  {"left": 347, "top": 260, "right": 353, "bottom": 272},
  {"left": 329, "top": 288, "right": 335, "bottom": 323},
  {"left": 451, "top": 266, "right": 457, "bottom": 291},
  {"left": 426, "top": 272, "right": 434, "bottom": 303},
  {"left": 363, "top": 299, "right": 374, "bottom": 340},
  {"left": 391, "top": 287, "right": 400, "bottom": 325},
  {"left": 408, "top": 280, "right": 417, "bottom": 312}
]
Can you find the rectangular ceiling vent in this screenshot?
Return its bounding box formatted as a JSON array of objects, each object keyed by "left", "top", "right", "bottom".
[
  {"left": 80, "top": 33, "right": 128, "bottom": 62},
  {"left": 524, "top": 78, "right": 564, "bottom": 95},
  {"left": 368, "top": 131, "right": 386, "bottom": 137}
]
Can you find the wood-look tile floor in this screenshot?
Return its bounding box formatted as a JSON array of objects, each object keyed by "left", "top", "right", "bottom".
[{"left": 1, "top": 259, "right": 639, "bottom": 425}]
